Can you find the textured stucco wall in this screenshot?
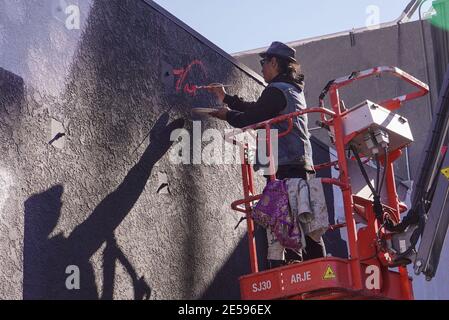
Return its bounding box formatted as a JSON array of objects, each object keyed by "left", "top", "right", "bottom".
[
  {"left": 4, "top": 0, "right": 442, "bottom": 300},
  {"left": 0, "top": 0, "right": 273, "bottom": 299}
]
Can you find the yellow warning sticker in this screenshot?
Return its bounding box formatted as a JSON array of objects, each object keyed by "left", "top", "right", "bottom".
[
  {"left": 323, "top": 266, "right": 336, "bottom": 280},
  {"left": 441, "top": 167, "right": 449, "bottom": 180}
]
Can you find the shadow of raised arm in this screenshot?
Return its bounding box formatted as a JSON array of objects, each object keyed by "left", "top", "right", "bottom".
[{"left": 67, "top": 113, "right": 185, "bottom": 258}]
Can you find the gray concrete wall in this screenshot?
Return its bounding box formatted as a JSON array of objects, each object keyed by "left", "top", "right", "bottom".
[{"left": 0, "top": 0, "right": 272, "bottom": 299}]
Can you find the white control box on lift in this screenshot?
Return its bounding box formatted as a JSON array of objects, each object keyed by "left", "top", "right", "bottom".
[{"left": 340, "top": 100, "right": 414, "bottom": 157}]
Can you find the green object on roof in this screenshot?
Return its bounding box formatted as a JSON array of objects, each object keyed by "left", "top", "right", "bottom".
[{"left": 431, "top": 0, "right": 449, "bottom": 31}]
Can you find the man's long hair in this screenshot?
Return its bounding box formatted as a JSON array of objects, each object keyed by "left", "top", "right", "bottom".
[{"left": 272, "top": 55, "right": 305, "bottom": 84}]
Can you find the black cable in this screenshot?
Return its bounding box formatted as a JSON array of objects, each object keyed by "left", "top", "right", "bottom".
[
  {"left": 394, "top": 205, "right": 426, "bottom": 261},
  {"left": 378, "top": 147, "right": 388, "bottom": 195},
  {"left": 425, "top": 148, "right": 447, "bottom": 212},
  {"left": 350, "top": 145, "right": 376, "bottom": 196},
  {"left": 351, "top": 145, "right": 385, "bottom": 222},
  {"left": 375, "top": 153, "right": 380, "bottom": 193},
  {"left": 319, "top": 80, "right": 335, "bottom": 103}
]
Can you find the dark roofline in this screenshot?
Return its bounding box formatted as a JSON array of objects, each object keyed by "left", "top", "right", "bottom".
[
  {"left": 140, "top": 0, "right": 266, "bottom": 86},
  {"left": 233, "top": 21, "right": 414, "bottom": 57},
  {"left": 233, "top": 0, "right": 422, "bottom": 57}
]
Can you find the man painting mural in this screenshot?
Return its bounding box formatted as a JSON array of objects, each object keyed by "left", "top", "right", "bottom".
[{"left": 208, "top": 41, "right": 326, "bottom": 269}]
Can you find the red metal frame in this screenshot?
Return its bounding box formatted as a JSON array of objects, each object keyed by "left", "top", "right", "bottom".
[{"left": 226, "top": 66, "right": 429, "bottom": 300}]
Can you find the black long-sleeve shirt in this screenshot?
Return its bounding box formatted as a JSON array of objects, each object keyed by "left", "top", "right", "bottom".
[{"left": 224, "top": 74, "right": 304, "bottom": 128}]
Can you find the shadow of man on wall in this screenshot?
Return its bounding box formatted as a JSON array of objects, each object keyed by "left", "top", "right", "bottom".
[{"left": 23, "top": 113, "right": 184, "bottom": 299}]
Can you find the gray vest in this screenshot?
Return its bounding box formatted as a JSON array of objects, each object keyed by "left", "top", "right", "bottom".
[{"left": 266, "top": 81, "right": 314, "bottom": 170}]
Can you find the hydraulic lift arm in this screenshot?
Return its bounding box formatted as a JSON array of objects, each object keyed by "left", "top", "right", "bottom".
[
  {"left": 389, "top": 66, "right": 449, "bottom": 280},
  {"left": 395, "top": 0, "right": 425, "bottom": 24}
]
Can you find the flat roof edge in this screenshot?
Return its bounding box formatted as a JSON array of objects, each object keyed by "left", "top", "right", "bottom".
[
  {"left": 140, "top": 0, "right": 266, "bottom": 85},
  {"left": 232, "top": 20, "right": 424, "bottom": 57}
]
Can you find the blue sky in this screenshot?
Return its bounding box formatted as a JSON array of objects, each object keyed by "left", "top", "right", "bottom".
[{"left": 153, "top": 0, "right": 434, "bottom": 54}]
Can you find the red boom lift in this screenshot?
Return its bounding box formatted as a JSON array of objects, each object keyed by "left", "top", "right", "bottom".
[{"left": 225, "top": 66, "right": 439, "bottom": 300}]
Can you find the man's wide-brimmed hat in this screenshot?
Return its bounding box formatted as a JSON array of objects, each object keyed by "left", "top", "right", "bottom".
[{"left": 259, "top": 41, "right": 297, "bottom": 63}]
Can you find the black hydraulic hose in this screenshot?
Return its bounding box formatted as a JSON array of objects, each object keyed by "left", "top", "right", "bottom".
[
  {"left": 413, "top": 84, "right": 449, "bottom": 211},
  {"left": 351, "top": 145, "right": 376, "bottom": 196},
  {"left": 378, "top": 147, "right": 388, "bottom": 195},
  {"left": 393, "top": 201, "right": 427, "bottom": 260},
  {"left": 319, "top": 80, "right": 335, "bottom": 106},
  {"left": 425, "top": 147, "right": 447, "bottom": 212},
  {"left": 375, "top": 153, "right": 380, "bottom": 193},
  {"left": 350, "top": 145, "right": 384, "bottom": 222}
]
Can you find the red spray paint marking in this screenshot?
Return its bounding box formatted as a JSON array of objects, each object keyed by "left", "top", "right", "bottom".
[
  {"left": 173, "top": 60, "right": 207, "bottom": 96},
  {"left": 184, "top": 83, "right": 197, "bottom": 95}
]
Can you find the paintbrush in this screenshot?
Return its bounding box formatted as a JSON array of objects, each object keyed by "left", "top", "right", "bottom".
[{"left": 194, "top": 84, "right": 233, "bottom": 90}]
